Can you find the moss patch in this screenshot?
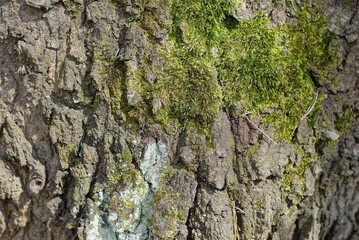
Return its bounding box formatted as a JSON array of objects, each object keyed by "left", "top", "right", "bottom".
[
  {"left": 161, "top": 1, "right": 336, "bottom": 140},
  {"left": 243, "top": 142, "right": 260, "bottom": 159},
  {"left": 157, "top": 1, "right": 337, "bottom": 141},
  {"left": 56, "top": 143, "right": 79, "bottom": 168},
  {"left": 107, "top": 148, "right": 140, "bottom": 193},
  {"left": 149, "top": 187, "right": 185, "bottom": 239},
  {"left": 335, "top": 106, "right": 358, "bottom": 135},
  {"left": 63, "top": 0, "right": 83, "bottom": 15},
  {"left": 105, "top": 0, "right": 338, "bottom": 142},
  {"left": 149, "top": 168, "right": 188, "bottom": 239},
  {"left": 281, "top": 152, "right": 315, "bottom": 193},
  {"left": 218, "top": 5, "right": 336, "bottom": 141}
]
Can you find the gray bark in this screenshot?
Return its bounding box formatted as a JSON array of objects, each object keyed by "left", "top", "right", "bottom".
[{"left": 0, "top": 0, "right": 358, "bottom": 239}]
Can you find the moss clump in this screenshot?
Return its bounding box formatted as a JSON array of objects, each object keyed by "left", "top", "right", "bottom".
[
  {"left": 219, "top": 13, "right": 314, "bottom": 141},
  {"left": 149, "top": 168, "right": 187, "bottom": 239},
  {"left": 153, "top": 40, "right": 222, "bottom": 132},
  {"left": 63, "top": 0, "right": 83, "bottom": 15},
  {"left": 101, "top": 55, "right": 154, "bottom": 126},
  {"left": 281, "top": 153, "right": 314, "bottom": 193},
  {"left": 138, "top": 0, "right": 172, "bottom": 38},
  {"left": 57, "top": 143, "right": 79, "bottom": 168},
  {"left": 243, "top": 142, "right": 260, "bottom": 158},
  {"left": 104, "top": 0, "right": 171, "bottom": 127},
  {"left": 219, "top": 3, "right": 336, "bottom": 141},
  {"left": 154, "top": 1, "right": 337, "bottom": 141},
  {"left": 152, "top": 0, "right": 233, "bottom": 133},
  {"left": 103, "top": 57, "right": 126, "bottom": 121},
  {"left": 335, "top": 106, "right": 358, "bottom": 135},
  {"left": 105, "top": 0, "right": 337, "bottom": 142},
  {"left": 107, "top": 148, "right": 139, "bottom": 192}
]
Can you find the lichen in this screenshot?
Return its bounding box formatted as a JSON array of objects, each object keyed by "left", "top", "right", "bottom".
[
  {"left": 140, "top": 141, "right": 168, "bottom": 190},
  {"left": 101, "top": 140, "right": 172, "bottom": 238},
  {"left": 86, "top": 212, "right": 118, "bottom": 240},
  {"left": 104, "top": 145, "right": 150, "bottom": 238},
  {"left": 108, "top": 176, "right": 148, "bottom": 233},
  {"left": 106, "top": 145, "right": 142, "bottom": 199}
]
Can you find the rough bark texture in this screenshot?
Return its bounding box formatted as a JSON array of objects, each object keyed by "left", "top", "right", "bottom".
[{"left": 0, "top": 0, "right": 359, "bottom": 239}]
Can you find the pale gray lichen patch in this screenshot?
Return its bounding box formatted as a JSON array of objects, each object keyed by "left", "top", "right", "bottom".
[
  {"left": 140, "top": 141, "right": 168, "bottom": 191},
  {"left": 112, "top": 177, "right": 149, "bottom": 239},
  {"left": 86, "top": 211, "right": 117, "bottom": 240},
  {"left": 85, "top": 140, "right": 169, "bottom": 240}
]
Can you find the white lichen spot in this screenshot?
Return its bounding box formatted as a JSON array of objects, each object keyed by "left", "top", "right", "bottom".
[
  {"left": 108, "top": 212, "right": 118, "bottom": 222},
  {"left": 72, "top": 206, "right": 79, "bottom": 216},
  {"left": 96, "top": 191, "right": 104, "bottom": 207},
  {"left": 140, "top": 141, "right": 168, "bottom": 190},
  {"left": 85, "top": 141, "right": 169, "bottom": 240},
  {"left": 86, "top": 213, "right": 117, "bottom": 240}
]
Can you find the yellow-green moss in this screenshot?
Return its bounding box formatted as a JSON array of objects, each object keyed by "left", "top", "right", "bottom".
[
  {"left": 281, "top": 153, "right": 315, "bottom": 193},
  {"left": 104, "top": 0, "right": 338, "bottom": 142},
  {"left": 335, "top": 106, "right": 358, "bottom": 135},
  {"left": 63, "top": 0, "right": 82, "bottom": 15},
  {"left": 157, "top": 1, "right": 337, "bottom": 141},
  {"left": 149, "top": 188, "right": 185, "bottom": 239},
  {"left": 107, "top": 147, "right": 148, "bottom": 228},
  {"left": 218, "top": 4, "right": 336, "bottom": 141},
  {"left": 57, "top": 143, "right": 78, "bottom": 168},
  {"left": 243, "top": 143, "right": 260, "bottom": 159},
  {"left": 107, "top": 150, "right": 139, "bottom": 193},
  {"left": 149, "top": 168, "right": 188, "bottom": 239}
]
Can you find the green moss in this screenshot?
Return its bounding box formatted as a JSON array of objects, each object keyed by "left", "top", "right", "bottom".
[
  {"left": 281, "top": 153, "right": 315, "bottom": 193},
  {"left": 108, "top": 150, "right": 139, "bottom": 193},
  {"left": 103, "top": 61, "right": 125, "bottom": 122},
  {"left": 169, "top": 0, "right": 235, "bottom": 44},
  {"left": 219, "top": 4, "right": 336, "bottom": 141},
  {"left": 151, "top": 0, "right": 232, "bottom": 134},
  {"left": 154, "top": 40, "right": 222, "bottom": 132},
  {"left": 149, "top": 187, "right": 184, "bottom": 239},
  {"left": 229, "top": 189, "right": 241, "bottom": 201},
  {"left": 254, "top": 199, "right": 264, "bottom": 212},
  {"left": 243, "top": 143, "right": 259, "bottom": 158},
  {"left": 98, "top": 53, "right": 154, "bottom": 127},
  {"left": 107, "top": 0, "right": 123, "bottom": 8},
  {"left": 156, "top": 1, "right": 336, "bottom": 141},
  {"left": 106, "top": 147, "right": 147, "bottom": 227},
  {"left": 122, "top": 148, "right": 133, "bottom": 163},
  {"left": 63, "top": 0, "right": 82, "bottom": 15},
  {"left": 335, "top": 106, "right": 358, "bottom": 135},
  {"left": 108, "top": 173, "right": 147, "bottom": 229},
  {"left": 103, "top": 0, "right": 171, "bottom": 128},
  {"left": 139, "top": 0, "right": 172, "bottom": 37},
  {"left": 342, "top": 0, "right": 358, "bottom": 5},
  {"left": 57, "top": 143, "right": 79, "bottom": 168},
  {"left": 149, "top": 168, "right": 187, "bottom": 239},
  {"left": 105, "top": 0, "right": 337, "bottom": 142}
]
